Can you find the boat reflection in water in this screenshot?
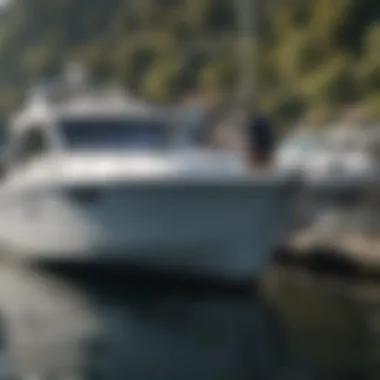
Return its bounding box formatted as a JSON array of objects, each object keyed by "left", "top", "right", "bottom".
[{"left": 0, "top": 264, "right": 297, "bottom": 380}]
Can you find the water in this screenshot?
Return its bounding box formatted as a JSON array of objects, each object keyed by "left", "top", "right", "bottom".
[
  {"left": 1, "top": 261, "right": 378, "bottom": 379},
  {"left": 0, "top": 263, "right": 301, "bottom": 380},
  {"left": 266, "top": 266, "right": 380, "bottom": 379}
]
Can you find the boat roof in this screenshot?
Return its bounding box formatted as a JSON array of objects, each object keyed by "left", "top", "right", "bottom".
[{"left": 10, "top": 82, "right": 168, "bottom": 134}]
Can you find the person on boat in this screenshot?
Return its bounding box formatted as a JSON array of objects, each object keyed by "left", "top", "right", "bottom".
[{"left": 245, "top": 105, "right": 276, "bottom": 168}]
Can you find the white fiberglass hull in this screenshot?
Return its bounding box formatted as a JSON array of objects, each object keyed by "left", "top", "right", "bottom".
[{"left": 0, "top": 177, "right": 298, "bottom": 281}]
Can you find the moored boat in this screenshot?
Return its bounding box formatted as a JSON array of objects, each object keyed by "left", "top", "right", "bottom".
[{"left": 0, "top": 74, "right": 300, "bottom": 282}]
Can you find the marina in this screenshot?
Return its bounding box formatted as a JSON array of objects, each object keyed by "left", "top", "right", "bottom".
[{"left": 0, "top": 0, "right": 378, "bottom": 377}]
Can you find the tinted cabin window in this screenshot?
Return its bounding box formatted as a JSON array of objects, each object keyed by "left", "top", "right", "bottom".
[
  {"left": 60, "top": 118, "right": 171, "bottom": 150},
  {"left": 16, "top": 127, "right": 48, "bottom": 164}
]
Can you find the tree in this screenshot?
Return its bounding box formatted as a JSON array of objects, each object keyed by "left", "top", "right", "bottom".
[{"left": 0, "top": 0, "right": 379, "bottom": 125}]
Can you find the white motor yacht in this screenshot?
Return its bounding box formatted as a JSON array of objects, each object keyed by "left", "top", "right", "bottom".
[{"left": 0, "top": 80, "right": 300, "bottom": 282}]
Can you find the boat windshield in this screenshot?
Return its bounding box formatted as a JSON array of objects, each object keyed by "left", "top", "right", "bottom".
[{"left": 59, "top": 118, "right": 172, "bottom": 150}]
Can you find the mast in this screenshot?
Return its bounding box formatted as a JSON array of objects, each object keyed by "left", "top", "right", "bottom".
[{"left": 236, "top": 0, "right": 257, "bottom": 105}]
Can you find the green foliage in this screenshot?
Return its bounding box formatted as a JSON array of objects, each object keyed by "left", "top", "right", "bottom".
[
  {"left": 198, "top": 58, "right": 236, "bottom": 93},
  {"left": 140, "top": 55, "right": 180, "bottom": 102},
  {"left": 0, "top": 0, "right": 379, "bottom": 127}
]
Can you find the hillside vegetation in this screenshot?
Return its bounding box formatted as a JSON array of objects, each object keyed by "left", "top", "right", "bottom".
[{"left": 0, "top": 0, "right": 379, "bottom": 126}]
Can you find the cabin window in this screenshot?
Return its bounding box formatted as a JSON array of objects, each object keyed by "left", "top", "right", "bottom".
[
  {"left": 59, "top": 118, "right": 171, "bottom": 150},
  {"left": 16, "top": 127, "right": 49, "bottom": 164}
]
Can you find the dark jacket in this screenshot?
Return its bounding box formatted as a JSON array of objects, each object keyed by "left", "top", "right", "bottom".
[{"left": 247, "top": 115, "right": 276, "bottom": 156}]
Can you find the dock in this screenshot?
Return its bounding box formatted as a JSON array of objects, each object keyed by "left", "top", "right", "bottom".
[{"left": 274, "top": 220, "right": 380, "bottom": 281}]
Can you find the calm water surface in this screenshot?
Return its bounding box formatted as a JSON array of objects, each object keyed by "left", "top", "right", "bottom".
[
  {"left": 0, "top": 262, "right": 378, "bottom": 379},
  {"left": 266, "top": 266, "right": 380, "bottom": 379},
  {"left": 0, "top": 263, "right": 299, "bottom": 379}
]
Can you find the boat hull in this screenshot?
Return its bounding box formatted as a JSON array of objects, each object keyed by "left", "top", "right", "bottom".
[{"left": 0, "top": 180, "right": 298, "bottom": 281}]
